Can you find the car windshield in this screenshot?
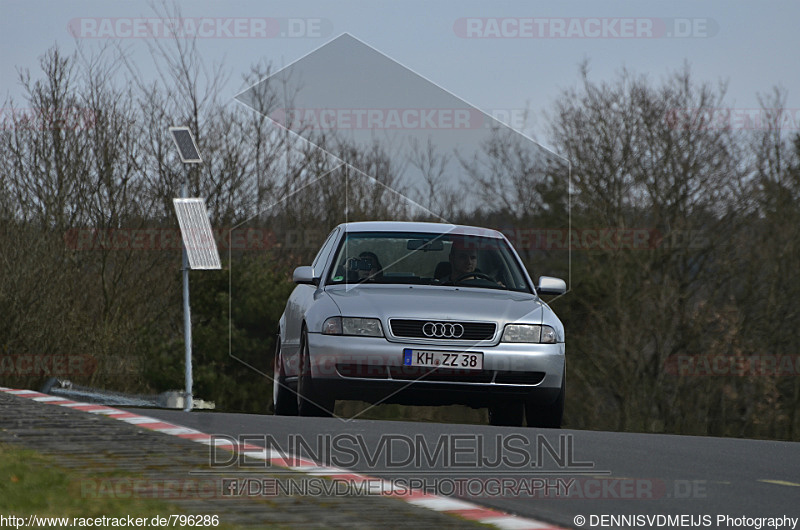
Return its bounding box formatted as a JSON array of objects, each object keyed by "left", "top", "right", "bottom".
[{"left": 326, "top": 231, "right": 531, "bottom": 292}]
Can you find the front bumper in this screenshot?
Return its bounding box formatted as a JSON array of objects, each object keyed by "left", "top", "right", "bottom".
[{"left": 305, "top": 333, "right": 565, "bottom": 407}]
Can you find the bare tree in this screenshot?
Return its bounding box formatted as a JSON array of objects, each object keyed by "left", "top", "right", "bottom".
[
  {"left": 408, "top": 137, "right": 463, "bottom": 219},
  {"left": 543, "top": 63, "right": 744, "bottom": 433},
  {"left": 728, "top": 88, "right": 800, "bottom": 439}
]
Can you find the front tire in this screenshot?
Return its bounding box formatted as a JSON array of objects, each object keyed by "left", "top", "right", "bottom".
[
  {"left": 488, "top": 401, "right": 524, "bottom": 427},
  {"left": 273, "top": 338, "right": 297, "bottom": 416},
  {"left": 526, "top": 376, "right": 565, "bottom": 428},
  {"left": 297, "top": 327, "right": 334, "bottom": 417}
]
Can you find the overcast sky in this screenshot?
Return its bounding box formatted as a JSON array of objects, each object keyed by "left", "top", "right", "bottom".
[{"left": 2, "top": 0, "right": 798, "bottom": 141}]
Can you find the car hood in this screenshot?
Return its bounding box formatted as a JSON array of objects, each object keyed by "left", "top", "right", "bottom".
[{"left": 325, "top": 284, "right": 550, "bottom": 326}]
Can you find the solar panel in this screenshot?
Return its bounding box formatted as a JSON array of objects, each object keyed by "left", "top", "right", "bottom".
[
  {"left": 169, "top": 127, "right": 203, "bottom": 163},
  {"left": 173, "top": 198, "right": 221, "bottom": 269}
]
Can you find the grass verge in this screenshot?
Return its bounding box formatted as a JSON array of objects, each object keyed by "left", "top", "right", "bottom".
[{"left": 0, "top": 442, "right": 244, "bottom": 528}]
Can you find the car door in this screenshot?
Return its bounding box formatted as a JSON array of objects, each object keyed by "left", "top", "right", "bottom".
[{"left": 282, "top": 227, "right": 341, "bottom": 371}]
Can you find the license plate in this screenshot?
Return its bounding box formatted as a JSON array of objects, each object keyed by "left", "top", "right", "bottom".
[{"left": 403, "top": 349, "right": 484, "bottom": 370}]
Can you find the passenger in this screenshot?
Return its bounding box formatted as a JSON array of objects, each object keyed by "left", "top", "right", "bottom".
[{"left": 357, "top": 251, "right": 383, "bottom": 281}]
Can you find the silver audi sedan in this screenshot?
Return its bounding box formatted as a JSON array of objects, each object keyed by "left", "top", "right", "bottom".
[{"left": 273, "top": 221, "right": 566, "bottom": 427}]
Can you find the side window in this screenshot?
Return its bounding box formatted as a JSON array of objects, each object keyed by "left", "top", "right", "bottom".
[{"left": 311, "top": 228, "right": 340, "bottom": 277}]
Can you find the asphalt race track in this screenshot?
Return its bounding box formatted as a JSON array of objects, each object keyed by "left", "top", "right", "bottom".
[{"left": 130, "top": 410, "right": 800, "bottom": 528}]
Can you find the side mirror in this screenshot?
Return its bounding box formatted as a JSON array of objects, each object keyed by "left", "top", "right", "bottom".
[
  {"left": 293, "top": 266, "right": 319, "bottom": 286},
  {"left": 537, "top": 276, "right": 566, "bottom": 296}
]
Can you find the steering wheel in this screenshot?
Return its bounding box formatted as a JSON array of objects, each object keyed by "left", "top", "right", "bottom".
[{"left": 454, "top": 272, "right": 496, "bottom": 284}]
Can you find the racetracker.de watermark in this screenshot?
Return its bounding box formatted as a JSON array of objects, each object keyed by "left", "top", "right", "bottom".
[
  {"left": 64, "top": 227, "right": 710, "bottom": 252},
  {"left": 270, "top": 108, "right": 488, "bottom": 130},
  {"left": 67, "top": 17, "right": 332, "bottom": 39},
  {"left": 63, "top": 227, "right": 305, "bottom": 251},
  {"left": 0, "top": 107, "right": 96, "bottom": 131},
  {"left": 76, "top": 476, "right": 706, "bottom": 501},
  {"left": 79, "top": 478, "right": 219, "bottom": 499},
  {"left": 666, "top": 108, "right": 800, "bottom": 131},
  {"left": 501, "top": 228, "right": 710, "bottom": 251},
  {"left": 453, "top": 17, "right": 718, "bottom": 39},
  {"left": 0, "top": 354, "right": 97, "bottom": 377},
  {"left": 664, "top": 354, "right": 800, "bottom": 377},
  {"left": 270, "top": 107, "right": 533, "bottom": 131}
]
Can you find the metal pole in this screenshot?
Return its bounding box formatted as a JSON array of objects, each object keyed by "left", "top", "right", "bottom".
[{"left": 182, "top": 174, "right": 193, "bottom": 412}]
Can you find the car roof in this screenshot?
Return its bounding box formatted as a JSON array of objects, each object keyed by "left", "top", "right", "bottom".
[{"left": 335, "top": 221, "right": 504, "bottom": 239}]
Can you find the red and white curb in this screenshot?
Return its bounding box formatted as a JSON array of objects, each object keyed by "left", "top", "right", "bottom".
[{"left": 1, "top": 387, "right": 565, "bottom": 530}]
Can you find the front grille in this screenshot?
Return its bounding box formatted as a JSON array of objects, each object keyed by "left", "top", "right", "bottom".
[
  {"left": 335, "top": 363, "right": 546, "bottom": 385},
  {"left": 389, "top": 319, "right": 496, "bottom": 341}
]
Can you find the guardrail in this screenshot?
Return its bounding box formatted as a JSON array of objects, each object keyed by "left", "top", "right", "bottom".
[{"left": 40, "top": 378, "right": 214, "bottom": 409}]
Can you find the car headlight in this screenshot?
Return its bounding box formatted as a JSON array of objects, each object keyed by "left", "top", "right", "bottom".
[
  {"left": 322, "top": 317, "right": 384, "bottom": 337},
  {"left": 501, "top": 324, "right": 557, "bottom": 344}
]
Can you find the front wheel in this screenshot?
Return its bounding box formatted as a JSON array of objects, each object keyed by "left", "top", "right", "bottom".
[
  {"left": 526, "top": 377, "right": 564, "bottom": 428},
  {"left": 297, "top": 327, "right": 334, "bottom": 417},
  {"left": 272, "top": 338, "right": 297, "bottom": 416},
  {"left": 488, "top": 401, "right": 524, "bottom": 427}
]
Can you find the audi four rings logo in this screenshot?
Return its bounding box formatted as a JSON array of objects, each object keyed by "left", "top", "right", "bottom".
[{"left": 423, "top": 322, "right": 464, "bottom": 338}]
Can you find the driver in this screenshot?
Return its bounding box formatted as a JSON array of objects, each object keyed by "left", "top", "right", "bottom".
[
  {"left": 449, "top": 247, "right": 478, "bottom": 280},
  {"left": 438, "top": 239, "right": 479, "bottom": 283},
  {"left": 440, "top": 239, "right": 504, "bottom": 286}
]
